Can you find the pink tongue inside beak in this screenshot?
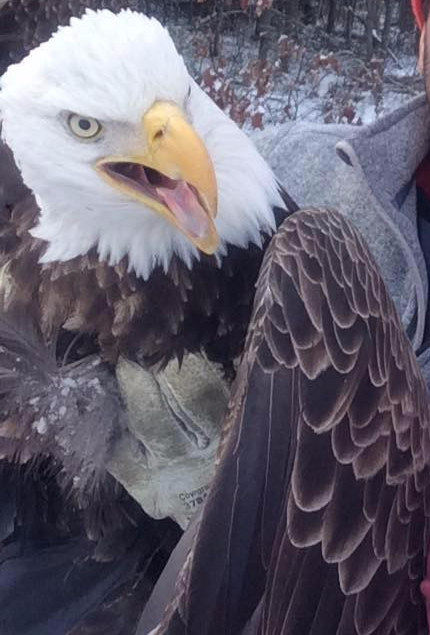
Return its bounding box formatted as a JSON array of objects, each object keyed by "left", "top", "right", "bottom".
[
  {"left": 156, "top": 181, "right": 210, "bottom": 239},
  {"left": 102, "top": 163, "right": 212, "bottom": 240}
]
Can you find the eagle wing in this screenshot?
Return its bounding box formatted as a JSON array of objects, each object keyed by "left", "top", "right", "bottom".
[
  {"left": 154, "top": 207, "right": 430, "bottom": 635},
  {"left": 0, "top": 306, "right": 182, "bottom": 635}
]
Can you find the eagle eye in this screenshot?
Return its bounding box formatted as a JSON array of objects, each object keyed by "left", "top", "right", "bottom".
[{"left": 68, "top": 114, "right": 103, "bottom": 140}]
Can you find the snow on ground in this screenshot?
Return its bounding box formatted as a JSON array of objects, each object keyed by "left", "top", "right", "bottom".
[{"left": 171, "top": 24, "right": 424, "bottom": 131}]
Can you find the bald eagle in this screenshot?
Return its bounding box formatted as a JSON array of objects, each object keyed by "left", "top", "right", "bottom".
[
  {"left": 0, "top": 8, "right": 293, "bottom": 634},
  {"left": 1, "top": 8, "right": 429, "bottom": 635},
  {"left": 0, "top": 9, "right": 290, "bottom": 368}
]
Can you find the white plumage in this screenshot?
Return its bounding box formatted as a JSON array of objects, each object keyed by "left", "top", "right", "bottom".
[{"left": 0, "top": 9, "right": 282, "bottom": 279}]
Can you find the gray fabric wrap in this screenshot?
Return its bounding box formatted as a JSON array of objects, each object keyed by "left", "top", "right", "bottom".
[{"left": 254, "top": 94, "right": 430, "bottom": 384}]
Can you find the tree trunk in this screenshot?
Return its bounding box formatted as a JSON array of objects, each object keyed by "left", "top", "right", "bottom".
[
  {"left": 382, "top": 0, "right": 394, "bottom": 48},
  {"left": 257, "top": 7, "right": 272, "bottom": 60},
  {"left": 344, "top": 0, "right": 357, "bottom": 46},
  {"left": 210, "top": 0, "right": 223, "bottom": 58},
  {"left": 365, "top": 0, "right": 377, "bottom": 60},
  {"left": 284, "top": 0, "right": 300, "bottom": 29},
  {"left": 327, "top": 0, "right": 338, "bottom": 34}
]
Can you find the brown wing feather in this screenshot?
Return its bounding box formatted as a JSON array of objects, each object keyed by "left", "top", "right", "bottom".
[{"left": 155, "top": 207, "right": 430, "bottom": 635}]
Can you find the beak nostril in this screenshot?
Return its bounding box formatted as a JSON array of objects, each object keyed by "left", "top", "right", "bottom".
[{"left": 153, "top": 128, "right": 165, "bottom": 142}]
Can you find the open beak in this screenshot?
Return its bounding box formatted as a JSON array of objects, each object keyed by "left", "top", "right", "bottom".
[{"left": 96, "top": 101, "right": 219, "bottom": 255}]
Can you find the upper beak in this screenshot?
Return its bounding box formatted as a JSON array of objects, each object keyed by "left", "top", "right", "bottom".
[{"left": 96, "top": 101, "right": 219, "bottom": 255}]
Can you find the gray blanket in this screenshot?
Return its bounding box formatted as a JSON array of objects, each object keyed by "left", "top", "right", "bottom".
[{"left": 254, "top": 94, "right": 430, "bottom": 385}]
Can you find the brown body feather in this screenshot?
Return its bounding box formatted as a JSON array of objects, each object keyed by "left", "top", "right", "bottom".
[
  {"left": 0, "top": 146, "right": 287, "bottom": 371},
  {"left": 0, "top": 0, "right": 140, "bottom": 74},
  {"left": 153, "top": 208, "right": 430, "bottom": 635}
]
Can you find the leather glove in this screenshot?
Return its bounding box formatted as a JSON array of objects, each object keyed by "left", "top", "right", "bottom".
[{"left": 107, "top": 354, "right": 229, "bottom": 529}]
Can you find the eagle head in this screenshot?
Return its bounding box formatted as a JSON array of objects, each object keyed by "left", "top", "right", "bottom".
[{"left": 0, "top": 9, "right": 282, "bottom": 279}]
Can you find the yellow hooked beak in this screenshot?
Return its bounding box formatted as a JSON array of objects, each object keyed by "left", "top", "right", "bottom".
[{"left": 96, "top": 101, "right": 219, "bottom": 255}]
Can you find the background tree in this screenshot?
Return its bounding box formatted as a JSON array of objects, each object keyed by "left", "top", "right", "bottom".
[{"left": 0, "top": 0, "right": 423, "bottom": 129}]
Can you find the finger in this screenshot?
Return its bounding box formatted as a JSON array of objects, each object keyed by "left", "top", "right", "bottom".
[
  {"left": 157, "top": 353, "right": 229, "bottom": 445},
  {"left": 116, "top": 357, "right": 192, "bottom": 459}
]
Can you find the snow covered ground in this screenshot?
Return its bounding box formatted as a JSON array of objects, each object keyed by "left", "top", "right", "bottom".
[{"left": 171, "top": 24, "right": 423, "bottom": 130}]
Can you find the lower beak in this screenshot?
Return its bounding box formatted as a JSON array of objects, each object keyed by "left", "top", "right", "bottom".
[{"left": 96, "top": 101, "right": 219, "bottom": 255}]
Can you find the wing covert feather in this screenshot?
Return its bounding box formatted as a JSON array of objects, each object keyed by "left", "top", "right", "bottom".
[{"left": 156, "top": 208, "right": 430, "bottom": 635}]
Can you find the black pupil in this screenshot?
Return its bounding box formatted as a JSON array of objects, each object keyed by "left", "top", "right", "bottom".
[{"left": 79, "top": 119, "right": 92, "bottom": 131}]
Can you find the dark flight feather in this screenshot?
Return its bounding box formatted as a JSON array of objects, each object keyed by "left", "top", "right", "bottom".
[
  {"left": 152, "top": 208, "right": 430, "bottom": 635},
  {"left": 0, "top": 306, "right": 125, "bottom": 494}
]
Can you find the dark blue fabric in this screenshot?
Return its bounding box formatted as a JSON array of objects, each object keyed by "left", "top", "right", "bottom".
[{"left": 0, "top": 538, "right": 135, "bottom": 635}]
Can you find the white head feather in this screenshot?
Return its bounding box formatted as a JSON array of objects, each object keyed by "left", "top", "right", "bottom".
[{"left": 0, "top": 9, "right": 282, "bottom": 279}]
